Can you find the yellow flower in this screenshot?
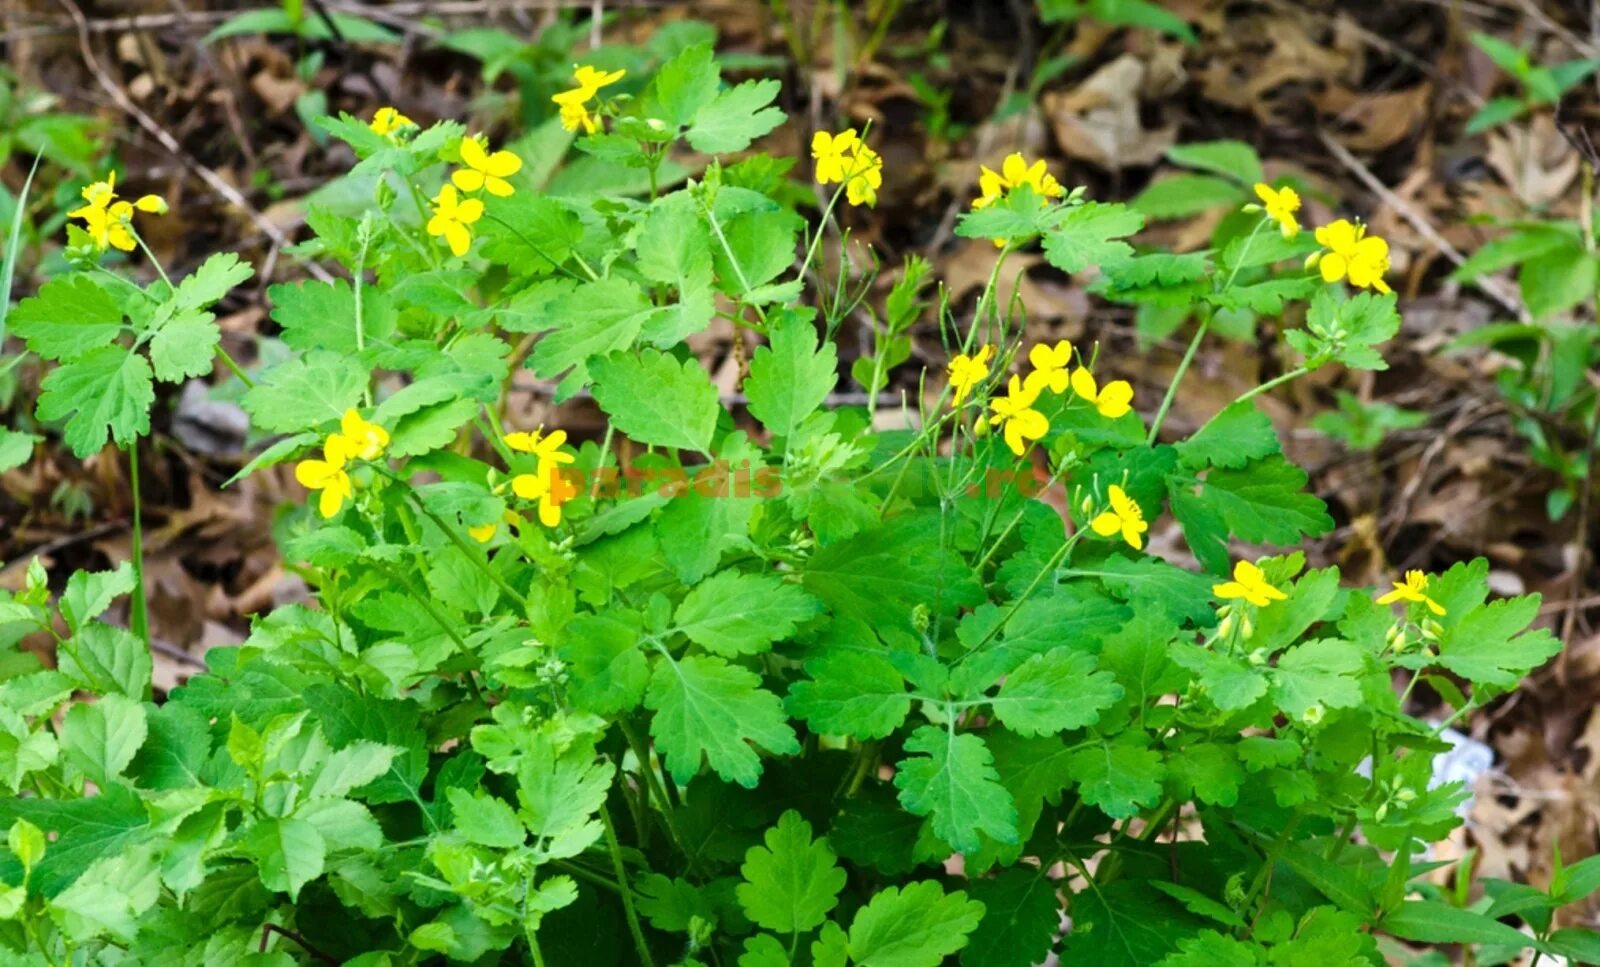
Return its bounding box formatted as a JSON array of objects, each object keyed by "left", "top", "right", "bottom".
[
  {"left": 337, "top": 409, "right": 389, "bottom": 461},
  {"left": 369, "top": 106, "right": 414, "bottom": 137},
  {"left": 947, "top": 345, "right": 995, "bottom": 406},
  {"left": 80, "top": 171, "right": 117, "bottom": 208},
  {"left": 1377, "top": 570, "right": 1446, "bottom": 615},
  {"left": 971, "top": 153, "right": 1062, "bottom": 245},
  {"left": 559, "top": 100, "right": 599, "bottom": 134},
  {"left": 1024, "top": 340, "right": 1073, "bottom": 395},
  {"left": 505, "top": 427, "right": 576, "bottom": 468},
  {"left": 69, "top": 173, "right": 166, "bottom": 253},
  {"left": 511, "top": 464, "right": 577, "bottom": 528},
  {"left": 468, "top": 522, "right": 498, "bottom": 543},
  {"left": 1311, "top": 219, "right": 1392, "bottom": 294},
  {"left": 554, "top": 64, "right": 626, "bottom": 105},
  {"left": 987, "top": 375, "right": 1050, "bottom": 456},
  {"left": 845, "top": 144, "right": 883, "bottom": 207},
  {"left": 1213, "top": 560, "right": 1289, "bottom": 608},
  {"left": 1069, "top": 368, "right": 1134, "bottom": 419},
  {"left": 427, "top": 184, "right": 485, "bottom": 258},
  {"left": 295, "top": 435, "right": 356, "bottom": 519},
  {"left": 1253, "top": 183, "right": 1300, "bottom": 238},
  {"left": 1090, "top": 484, "right": 1148, "bottom": 550},
  {"left": 811, "top": 129, "right": 860, "bottom": 185},
  {"left": 553, "top": 64, "right": 626, "bottom": 131},
  {"left": 453, "top": 137, "right": 523, "bottom": 197},
  {"left": 972, "top": 153, "right": 1064, "bottom": 209}
]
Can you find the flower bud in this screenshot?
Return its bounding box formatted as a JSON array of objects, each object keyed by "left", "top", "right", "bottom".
[
  {"left": 1395, "top": 787, "right": 1416, "bottom": 803},
  {"left": 973, "top": 417, "right": 991, "bottom": 438},
  {"left": 1302, "top": 703, "right": 1325, "bottom": 725},
  {"left": 1217, "top": 615, "right": 1234, "bottom": 638},
  {"left": 1304, "top": 252, "right": 1323, "bottom": 271},
  {"left": 1239, "top": 616, "right": 1254, "bottom": 640},
  {"left": 1375, "top": 802, "right": 1388, "bottom": 822},
  {"left": 911, "top": 603, "right": 931, "bottom": 634},
  {"left": 1422, "top": 618, "right": 1444, "bottom": 641}
]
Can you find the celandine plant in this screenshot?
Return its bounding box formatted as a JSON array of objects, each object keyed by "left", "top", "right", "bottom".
[{"left": 1, "top": 43, "right": 1595, "bottom": 967}]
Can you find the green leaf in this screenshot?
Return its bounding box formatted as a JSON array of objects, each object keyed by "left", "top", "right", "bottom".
[
  {"left": 745, "top": 312, "right": 837, "bottom": 438},
  {"left": 956, "top": 186, "right": 1052, "bottom": 243},
  {"left": 1207, "top": 277, "right": 1317, "bottom": 315},
  {"left": 962, "top": 869, "right": 1060, "bottom": 967},
  {"left": 242, "top": 351, "right": 368, "bottom": 434},
  {"left": 988, "top": 649, "right": 1122, "bottom": 736},
  {"left": 559, "top": 613, "right": 649, "bottom": 716},
  {"left": 847, "top": 880, "right": 986, "bottom": 967},
  {"left": 1521, "top": 245, "right": 1597, "bottom": 320},
  {"left": 148, "top": 310, "right": 220, "bottom": 383},
  {"left": 1277, "top": 842, "right": 1373, "bottom": 914},
  {"left": 1132, "top": 174, "right": 1245, "bottom": 219},
  {"left": 649, "top": 43, "right": 721, "bottom": 128},
  {"left": 736, "top": 809, "right": 847, "bottom": 933},
  {"left": 688, "top": 79, "right": 785, "bottom": 154},
  {"left": 1270, "top": 638, "right": 1365, "bottom": 719},
  {"left": 1042, "top": 202, "right": 1144, "bottom": 274},
  {"left": 1289, "top": 289, "right": 1400, "bottom": 371},
  {"left": 8, "top": 274, "right": 124, "bottom": 361},
  {"left": 1058, "top": 880, "right": 1186, "bottom": 965},
  {"left": 1087, "top": 556, "right": 1216, "bottom": 626},
  {"left": 1544, "top": 928, "right": 1600, "bottom": 964},
  {"left": 59, "top": 694, "right": 148, "bottom": 787},
  {"left": 59, "top": 563, "right": 136, "bottom": 633},
  {"left": 267, "top": 278, "right": 394, "bottom": 355},
  {"left": 590, "top": 348, "right": 719, "bottom": 454},
  {"left": 37, "top": 346, "right": 154, "bottom": 456},
  {"left": 1165, "top": 140, "right": 1264, "bottom": 185},
  {"left": 1380, "top": 900, "right": 1532, "bottom": 948},
  {"left": 173, "top": 252, "right": 253, "bottom": 310},
  {"left": 787, "top": 649, "right": 911, "bottom": 740},
  {"left": 0, "top": 430, "right": 38, "bottom": 473},
  {"left": 1196, "top": 455, "right": 1334, "bottom": 545},
  {"left": 308, "top": 741, "right": 400, "bottom": 799},
  {"left": 674, "top": 571, "right": 822, "bottom": 656},
  {"left": 527, "top": 279, "right": 660, "bottom": 387},
  {"left": 739, "top": 934, "right": 792, "bottom": 967},
  {"left": 244, "top": 817, "right": 326, "bottom": 900},
  {"left": 445, "top": 789, "right": 525, "bottom": 848},
  {"left": 636, "top": 202, "right": 716, "bottom": 345},
  {"left": 0, "top": 785, "right": 149, "bottom": 896},
  {"left": 1436, "top": 595, "right": 1561, "bottom": 688},
  {"left": 1176, "top": 400, "right": 1279, "bottom": 470},
  {"left": 893, "top": 725, "right": 1018, "bottom": 853},
  {"left": 59, "top": 624, "right": 150, "bottom": 700},
  {"left": 1067, "top": 736, "right": 1165, "bottom": 820},
  {"left": 646, "top": 654, "right": 799, "bottom": 788}
]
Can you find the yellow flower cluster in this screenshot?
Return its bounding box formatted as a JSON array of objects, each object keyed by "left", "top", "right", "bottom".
[
  {"left": 811, "top": 129, "right": 883, "bottom": 207},
  {"left": 504, "top": 427, "right": 577, "bottom": 528},
  {"left": 1310, "top": 219, "right": 1392, "bottom": 294},
  {"left": 972, "top": 153, "right": 1065, "bottom": 247},
  {"left": 294, "top": 410, "right": 390, "bottom": 519},
  {"left": 368, "top": 106, "right": 414, "bottom": 138},
  {"left": 69, "top": 172, "right": 166, "bottom": 254},
  {"left": 960, "top": 340, "right": 1133, "bottom": 457},
  {"left": 427, "top": 136, "right": 522, "bottom": 257},
  {"left": 553, "top": 65, "right": 627, "bottom": 134},
  {"left": 1247, "top": 182, "right": 1392, "bottom": 293}
]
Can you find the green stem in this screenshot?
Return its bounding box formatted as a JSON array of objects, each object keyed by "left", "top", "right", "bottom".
[
  {"left": 1186, "top": 365, "right": 1315, "bottom": 441},
  {"left": 214, "top": 346, "right": 255, "bottom": 389},
  {"left": 377, "top": 467, "right": 524, "bottom": 605},
  {"left": 126, "top": 442, "right": 150, "bottom": 684},
  {"left": 618, "top": 718, "right": 686, "bottom": 860},
  {"left": 1145, "top": 314, "right": 1209, "bottom": 445},
  {"left": 600, "top": 803, "right": 655, "bottom": 967}
]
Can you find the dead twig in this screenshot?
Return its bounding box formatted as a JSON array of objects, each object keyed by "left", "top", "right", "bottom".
[
  {"left": 55, "top": 0, "right": 335, "bottom": 283},
  {"left": 1317, "top": 130, "right": 1529, "bottom": 322}
]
